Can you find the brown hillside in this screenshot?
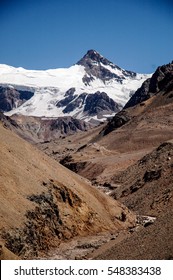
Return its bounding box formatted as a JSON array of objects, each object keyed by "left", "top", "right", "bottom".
[
  {"left": 0, "top": 122, "right": 135, "bottom": 259},
  {"left": 44, "top": 74, "right": 173, "bottom": 186},
  {"left": 91, "top": 141, "right": 173, "bottom": 259}
]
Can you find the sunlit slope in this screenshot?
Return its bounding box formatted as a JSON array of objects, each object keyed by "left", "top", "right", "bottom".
[{"left": 0, "top": 122, "right": 134, "bottom": 258}]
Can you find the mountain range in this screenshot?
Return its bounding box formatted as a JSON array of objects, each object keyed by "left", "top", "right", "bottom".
[
  {"left": 0, "top": 54, "right": 173, "bottom": 260},
  {"left": 0, "top": 50, "right": 150, "bottom": 123},
  {"left": 35, "top": 60, "right": 173, "bottom": 259}
]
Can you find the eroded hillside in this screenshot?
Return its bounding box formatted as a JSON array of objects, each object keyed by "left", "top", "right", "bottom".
[
  {"left": 92, "top": 141, "right": 173, "bottom": 259},
  {"left": 0, "top": 121, "right": 135, "bottom": 259}
]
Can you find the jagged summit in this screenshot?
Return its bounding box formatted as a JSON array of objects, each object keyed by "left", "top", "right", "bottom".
[
  {"left": 0, "top": 51, "right": 150, "bottom": 122},
  {"left": 77, "top": 49, "right": 113, "bottom": 67},
  {"left": 77, "top": 49, "right": 137, "bottom": 82},
  {"left": 82, "top": 49, "right": 104, "bottom": 60}
]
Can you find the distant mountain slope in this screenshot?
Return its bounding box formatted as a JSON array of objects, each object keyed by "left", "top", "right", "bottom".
[
  {"left": 124, "top": 61, "right": 173, "bottom": 109},
  {"left": 49, "top": 60, "right": 173, "bottom": 186},
  {"left": 0, "top": 50, "right": 150, "bottom": 122},
  {"left": 0, "top": 121, "right": 134, "bottom": 259},
  {"left": 101, "top": 61, "right": 173, "bottom": 138},
  {"left": 0, "top": 85, "right": 34, "bottom": 112},
  {"left": 0, "top": 110, "right": 93, "bottom": 143},
  {"left": 10, "top": 114, "right": 92, "bottom": 142}
]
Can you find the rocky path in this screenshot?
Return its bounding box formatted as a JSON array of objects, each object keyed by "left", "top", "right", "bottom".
[{"left": 39, "top": 231, "right": 121, "bottom": 260}]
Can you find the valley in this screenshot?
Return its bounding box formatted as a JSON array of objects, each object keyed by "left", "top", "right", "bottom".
[{"left": 0, "top": 53, "right": 173, "bottom": 260}]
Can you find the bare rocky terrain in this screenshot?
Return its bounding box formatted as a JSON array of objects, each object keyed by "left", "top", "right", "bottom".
[
  {"left": 91, "top": 141, "right": 173, "bottom": 259},
  {"left": 10, "top": 114, "right": 92, "bottom": 142},
  {"left": 32, "top": 61, "right": 173, "bottom": 259},
  {"left": 0, "top": 120, "right": 134, "bottom": 259},
  {"left": 0, "top": 61, "right": 173, "bottom": 260}
]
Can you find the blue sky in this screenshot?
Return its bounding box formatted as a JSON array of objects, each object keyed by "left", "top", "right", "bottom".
[{"left": 0, "top": 0, "right": 172, "bottom": 73}]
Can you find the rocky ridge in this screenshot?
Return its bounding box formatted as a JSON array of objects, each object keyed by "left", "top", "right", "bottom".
[
  {"left": 1, "top": 58, "right": 172, "bottom": 260},
  {"left": 77, "top": 50, "right": 137, "bottom": 84},
  {"left": 124, "top": 61, "right": 173, "bottom": 109},
  {"left": 10, "top": 114, "right": 92, "bottom": 142},
  {"left": 0, "top": 50, "right": 150, "bottom": 122},
  {"left": 0, "top": 85, "right": 34, "bottom": 112}
]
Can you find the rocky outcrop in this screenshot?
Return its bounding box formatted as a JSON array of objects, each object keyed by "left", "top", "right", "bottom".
[
  {"left": 10, "top": 115, "right": 92, "bottom": 142},
  {"left": 124, "top": 61, "right": 173, "bottom": 108},
  {"left": 62, "top": 93, "right": 87, "bottom": 114},
  {"left": 56, "top": 88, "right": 77, "bottom": 108},
  {"left": 112, "top": 140, "right": 173, "bottom": 214},
  {"left": 101, "top": 110, "right": 130, "bottom": 136},
  {"left": 84, "top": 91, "right": 119, "bottom": 115},
  {"left": 0, "top": 122, "right": 135, "bottom": 259},
  {"left": 57, "top": 91, "right": 120, "bottom": 118},
  {"left": 2, "top": 180, "right": 91, "bottom": 258},
  {"left": 0, "top": 86, "right": 34, "bottom": 111},
  {"left": 77, "top": 50, "right": 136, "bottom": 84},
  {"left": 124, "top": 78, "right": 152, "bottom": 108},
  {"left": 59, "top": 155, "right": 88, "bottom": 174},
  {"left": 0, "top": 112, "right": 92, "bottom": 143},
  {"left": 0, "top": 111, "right": 19, "bottom": 129},
  {"left": 49, "top": 117, "right": 90, "bottom": 135}
]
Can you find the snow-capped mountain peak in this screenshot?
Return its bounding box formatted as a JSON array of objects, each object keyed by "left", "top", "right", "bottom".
[
  {"left": 77, "top": 49, "right": 137, "bottom": 85},
  {"left": 77, "top": 49, "right": 105, "bottom": 65},
  {"left": 0, "top": 50, "right": 152, "bottom": 123}
]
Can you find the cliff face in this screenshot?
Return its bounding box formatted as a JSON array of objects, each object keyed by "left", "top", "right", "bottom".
[
  {"left": 0, "top": 86, "right": 34, "bottom": 111},
  {"left": 124, "top": 61, "right": 173, "bottom": 109}
]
